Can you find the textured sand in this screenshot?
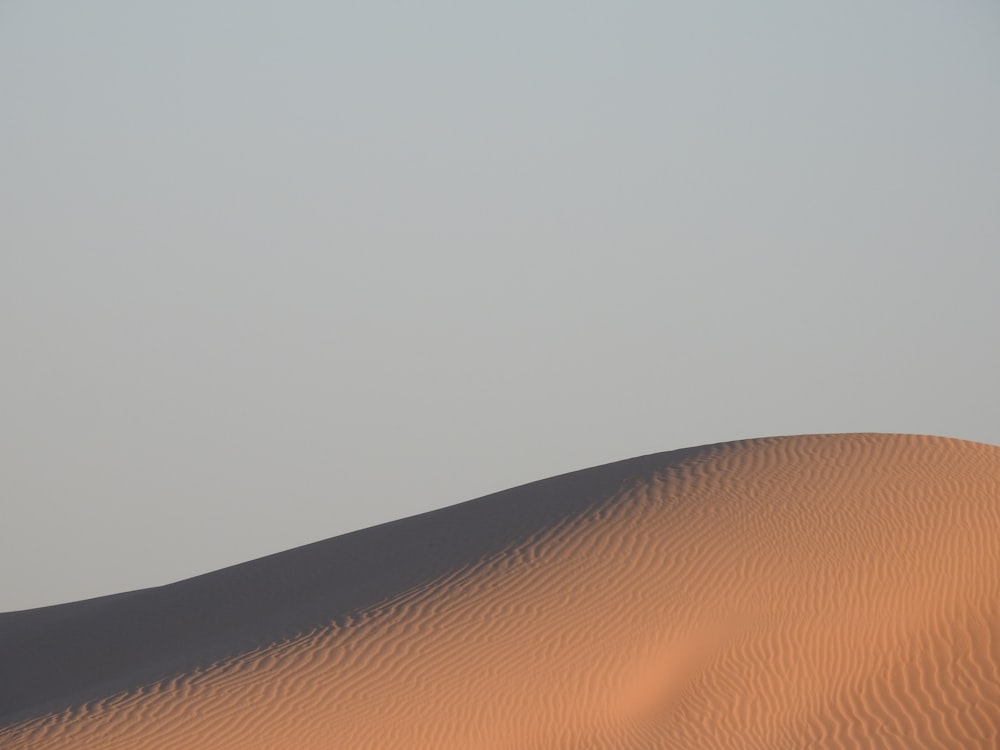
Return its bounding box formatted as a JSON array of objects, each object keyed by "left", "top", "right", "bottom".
[{"left": 2, "top": 434, "right": 999, "bottom": 748}]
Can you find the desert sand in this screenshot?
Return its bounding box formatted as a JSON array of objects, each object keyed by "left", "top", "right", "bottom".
[{"left": 1, "top": 433, "right": 998, "bottom": 748}]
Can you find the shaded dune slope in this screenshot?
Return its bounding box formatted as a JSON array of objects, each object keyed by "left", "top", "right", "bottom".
[{"left": 2, "top": 434, "right": 999, "bottom": 748}]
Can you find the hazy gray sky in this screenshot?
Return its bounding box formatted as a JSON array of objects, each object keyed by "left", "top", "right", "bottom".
[{"left": 3, "top": 1, "right": 998, "bottom": 612}]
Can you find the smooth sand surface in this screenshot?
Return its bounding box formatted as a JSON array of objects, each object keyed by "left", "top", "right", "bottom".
[{"left": 2, "top": 433, "right": 999, "bottom": 748}]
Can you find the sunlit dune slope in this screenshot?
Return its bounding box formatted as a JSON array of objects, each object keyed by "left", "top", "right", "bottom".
[{"left": 2, "top": 433, "right": 999, "bottom": 748}]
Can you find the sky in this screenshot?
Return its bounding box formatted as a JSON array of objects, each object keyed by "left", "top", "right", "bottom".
[{"left": 2, "top": 1, "right": 998, "bottom": 612}]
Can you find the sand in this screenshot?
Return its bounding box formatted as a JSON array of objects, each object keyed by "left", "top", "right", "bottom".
[{"left": 1, "top": 433, "right": 998, "bottom": 748}]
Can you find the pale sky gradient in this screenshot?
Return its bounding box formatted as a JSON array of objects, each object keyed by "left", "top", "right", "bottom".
[{"left": 3, "top": 1, "right": 998, "bottom": 612}]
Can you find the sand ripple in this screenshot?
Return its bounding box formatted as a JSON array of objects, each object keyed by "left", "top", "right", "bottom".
[{"left": 2, "top": 434, "right": 998, "bottom": 748}]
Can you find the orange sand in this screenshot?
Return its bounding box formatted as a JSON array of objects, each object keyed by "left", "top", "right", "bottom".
[{"left": 2, "top": 434, "right": 998, "bottom": 748}]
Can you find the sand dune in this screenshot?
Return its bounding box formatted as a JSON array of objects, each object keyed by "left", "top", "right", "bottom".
[{"left": 2, "top": 433, "right": 999, "bottom": 748}]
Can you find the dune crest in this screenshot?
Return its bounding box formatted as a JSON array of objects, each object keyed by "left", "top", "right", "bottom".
[{"left": 2, "top": 434, "right": 999, "bottom": 748}]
